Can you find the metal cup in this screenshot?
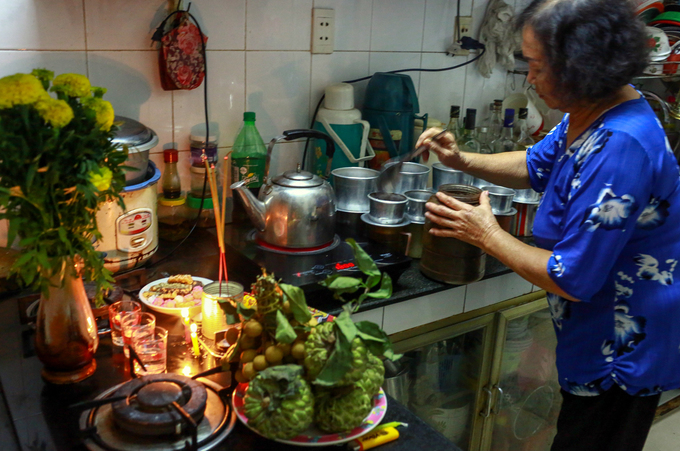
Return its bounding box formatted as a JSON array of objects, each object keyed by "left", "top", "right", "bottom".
[
  {"left": 404, "top": 189, "right": 433, "bottom": 223},
  {"left": 383, "top": 162, "right": 430, "bottom": 194},
  {"left": 482, "top": 185, "right": 516, "bottom": 214},
  {"left": 332, "top": 167, "right": 379, "bottom": 212},
  {"left": 432, "top": 163, "right": 472, "bottom": 189},
  {"left": 368, "top": 192, "right": 408, "bottom": 224}
]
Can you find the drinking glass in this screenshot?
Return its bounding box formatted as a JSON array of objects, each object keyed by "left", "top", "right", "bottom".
[
  {"left": 120, "top": 311, "right": 156, "bottom": 358},
  {"left": 108, "top": 300, "right": 141, "bottom": 347},
  {"left": 132, "top": 326, "right": 168, "bottom": 375}
]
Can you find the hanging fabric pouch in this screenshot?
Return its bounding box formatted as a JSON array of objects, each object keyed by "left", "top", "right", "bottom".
[{"left": 152, "top": 9, "right": 208, "bottom": 91}]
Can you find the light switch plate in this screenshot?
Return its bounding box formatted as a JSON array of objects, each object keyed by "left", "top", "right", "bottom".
[{"left": 312, "top": 8, "right": 334, "bottom": 54}]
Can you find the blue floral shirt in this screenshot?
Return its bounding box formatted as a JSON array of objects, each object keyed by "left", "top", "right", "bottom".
[{"left": 528, "top": 97, "right": 680, "bottom": 397}]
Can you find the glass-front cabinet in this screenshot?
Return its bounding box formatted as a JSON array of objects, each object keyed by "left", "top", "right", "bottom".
[{"left": 389, "top": 294, "right": 559, "bottom": 451}]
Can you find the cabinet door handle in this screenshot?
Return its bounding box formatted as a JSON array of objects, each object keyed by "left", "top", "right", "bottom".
[
  {"left": 493, "top": 386, "right": 504, "bottom": 415},
  {"left": 480, "top": 387, "right": 493, "bottom": 418}
]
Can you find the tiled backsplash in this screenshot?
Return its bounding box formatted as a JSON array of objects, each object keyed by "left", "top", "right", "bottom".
[{"left": 0, "top": 0, "right": 530, "bottom": 246}]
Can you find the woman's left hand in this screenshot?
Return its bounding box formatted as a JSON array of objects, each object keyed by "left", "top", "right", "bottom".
[{"left": 424, "top": 190, "right": 502, "bottom": 251}]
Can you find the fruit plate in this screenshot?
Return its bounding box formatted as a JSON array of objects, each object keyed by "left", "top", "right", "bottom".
[
  {"left": 138, "top": 276, "right": 212, "bottom": 318},
  {"left": 232, "top": 383, "right": 387, "bottom": 446}
]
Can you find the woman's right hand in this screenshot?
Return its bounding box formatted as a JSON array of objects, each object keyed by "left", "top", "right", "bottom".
[{"left": 416, "top": 127, "right": 466, "bottom": 170}]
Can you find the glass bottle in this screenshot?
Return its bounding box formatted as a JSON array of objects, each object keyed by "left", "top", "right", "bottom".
[
  {"left": 446, "top": 105, "right": 463, "bottom": 142},
  {"left": 459, "top": 109, "right": 481, "bottom": 154},
  {"left": 161, "top": 148, "right": 181, "bottom": 199},
  {"left": 493, "top": 109, "right": 517, "bottom": 154},
  {"left": 516, "top": 107, "right": 535, "bottom": 150},
  {"left": 489, "top": 99, "right": 504, "bottom": 140},
  {"left": 477, "top": 126, "right": 493, "bottom": 154}
]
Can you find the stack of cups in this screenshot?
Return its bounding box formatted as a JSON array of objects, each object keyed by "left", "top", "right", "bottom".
[
  {"left": 482, "top": 186, "right": 517, "bottom": 233},
  {"left": 108, "top": 300, "right": 167, "bottom": 375}
]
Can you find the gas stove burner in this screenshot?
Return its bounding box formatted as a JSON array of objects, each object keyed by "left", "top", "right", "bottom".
[
  {"left": 111, "top": 374, "right": 207, "bottom": 436},
  {"left": 247, "top": 229, "right": 341, "bottom": 255},
  {"left": 79, "top": 376, "right": 236, "bottom": 451}
]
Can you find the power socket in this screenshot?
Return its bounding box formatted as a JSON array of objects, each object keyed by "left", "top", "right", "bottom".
[
  {"left": 457, "top": 16, "right": 472, "bottom": 40},
  {"left": 311, "top": 8, "right": 334, "bottom": 54}
]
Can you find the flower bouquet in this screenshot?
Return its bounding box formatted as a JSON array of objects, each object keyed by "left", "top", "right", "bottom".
[{"left": 0, "top": 69, "right": 127, "bottom": 383}]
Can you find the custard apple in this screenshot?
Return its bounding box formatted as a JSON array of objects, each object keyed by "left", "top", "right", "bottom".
[
  {"left": 314, "top": 384, "right": 373, "bottom": 433},
  {"left": 243, "top": 365, "right": 313, "bottom": 439},
  {"left": 362, "top": 352, "right": 385, "bottom": 397},
  {"left": 304, "top": 321, "right": 369, "bottom": 385}
]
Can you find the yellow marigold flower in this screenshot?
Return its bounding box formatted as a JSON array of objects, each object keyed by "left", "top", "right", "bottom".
[
  {"left": 34, "top": 97, "right": 74, "bottom": 128},
  {"left": 83, "top": 96, "right": 115, "bottom": 131},
  {"left": 51, "top": 73, "right": 91, "bottom": 98},
  {"left": 0, "top": 73, "right": 47, "bottom": 109},
  {"left": 89, "top": 166, "right": 113, "bottom": 192}
]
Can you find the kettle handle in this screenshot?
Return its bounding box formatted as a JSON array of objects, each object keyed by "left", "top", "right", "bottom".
[{"left": 282, "top": 129, "right": 336, "bottom": 159}]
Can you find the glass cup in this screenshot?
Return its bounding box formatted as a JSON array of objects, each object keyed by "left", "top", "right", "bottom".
[
  {"left": 108, "top": 300, "right": 141, "bottom": 347},
  {"left": 120, "top": 311, "right": 156, "bottom": 358},
  {"left": 132, "top": 326, "right": 168, "bottom": 376}
]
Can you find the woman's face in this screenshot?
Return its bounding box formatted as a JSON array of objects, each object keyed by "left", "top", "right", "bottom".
[{"left": 522, "top": 26, "right": 563, "bottom": 110}]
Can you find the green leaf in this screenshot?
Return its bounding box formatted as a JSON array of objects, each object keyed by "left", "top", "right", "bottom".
[
  {"left": 275, "top": 310, "right": 297, "bottom": 344},
  {"left": 280, "top": 283, "right": 312, "bottom": 324},
  {"left": 236, "top": 303, "right": 256, "bottom": 321},
  {"left": 365, "top": 273, "right": 393, "bottom": 299},
  {"left": 366, "top": 273, "right": 381, "bottom": 289},
  {"left": 346, "top": 238, "right": 380, "bottom": 277},
  {"left": 314, "top": 326, "right": 353, "bottom": 386},
  {"left": 217, "top": 297, "right": 239, "bottom": 324},
  {"left": 355, "top": 321, "right": 402, "bottom": 361},
  {"left": 334, "top": 310, "right": 357, "bottom": 343}
]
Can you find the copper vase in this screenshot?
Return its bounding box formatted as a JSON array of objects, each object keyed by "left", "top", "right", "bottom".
[{"left": 35, "top": 266, "right": 99, "bottom": 384}]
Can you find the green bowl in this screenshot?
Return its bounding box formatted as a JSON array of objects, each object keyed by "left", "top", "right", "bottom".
[{"left": 649, "top": 11, "right": 680, "bottom": 25}]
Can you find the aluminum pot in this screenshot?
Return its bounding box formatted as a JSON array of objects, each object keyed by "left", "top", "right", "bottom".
[
  {"left": 510, "top": 200, "right": 539, "bottom": 236},
  {"left": 112, "top": 116, "right": 159, "bottom": 186},
  {"left": 432, "top": 163, "right": 472, "bottom": 189},
  {"left": 332, "top": 167, "right": 379, "bottom": 212},
  {"left": 383, "top": 162, "right": 430, "bottom": 194}
]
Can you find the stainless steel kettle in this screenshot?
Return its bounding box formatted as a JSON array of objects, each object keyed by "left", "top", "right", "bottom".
[{"left": 231, "top": 129, "right": 337, "bottom": 248}]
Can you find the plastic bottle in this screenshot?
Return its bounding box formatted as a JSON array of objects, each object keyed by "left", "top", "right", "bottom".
[
  {"left": 477, "top": 126, "right": 493, "bottom": 154},
  {"left": 516, "top": 107, "right": 536, "bottom": 150},
  {"left": 231, "top": 112, "right": 267, "bottom": 190},
  {"left": 161, "top": 149, "right": 181, "bottom": 199},
  {"left": 459, "top": 109, "right": 481, "bottom": 154}
]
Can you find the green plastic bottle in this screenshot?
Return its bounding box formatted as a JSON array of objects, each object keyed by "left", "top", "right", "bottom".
[{"left": 231, "top": 112, "right": 267, "bottom": 190}]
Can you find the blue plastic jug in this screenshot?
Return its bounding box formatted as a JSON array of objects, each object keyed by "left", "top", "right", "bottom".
[{"left": 362, "top": 73, "right": 426, "bottom": 170}]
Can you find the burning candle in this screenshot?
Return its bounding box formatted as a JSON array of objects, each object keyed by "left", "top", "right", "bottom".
[
  {"left": 190, "top": 322, "right": 200, "bottom": 357},
  {"left": 181, "top": 308, "right": 191, "bottom": 344}
]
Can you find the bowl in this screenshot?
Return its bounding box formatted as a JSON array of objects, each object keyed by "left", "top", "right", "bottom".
[
  {"left": 482, "top": 186, "right": 516, "bottom": 214},
  {"left": 513, "top": 188, "right": 541, "bottom": 203},
  {"left": 139, "top": 276, "right": 212, "bottom": 317},
  {"left": 404, "top": 189, "right": 433, "bottom": 223},
  {"left": 646, "top": 26, "right": 672, "bottom": 57},
  {"left": 368, "top": 192, "right": 408, "bottom": 225}
]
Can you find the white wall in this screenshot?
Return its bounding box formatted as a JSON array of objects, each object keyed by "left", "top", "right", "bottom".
[{"left": 0, "top": 0, "right": 531, "bottom": 247}]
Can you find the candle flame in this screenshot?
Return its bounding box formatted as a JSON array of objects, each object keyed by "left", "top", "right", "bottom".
[
  {"left": 190, "top": 322, "right": 198, "bottom": 333},
  {"left": 182, "top": 365, "right": 192, "bottom": 377},
  {"left": 181, "top": 308, "right": 189, "bottom": 319}
]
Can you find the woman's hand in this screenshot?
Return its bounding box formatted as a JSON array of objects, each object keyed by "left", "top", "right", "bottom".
[
  {"left": 416, "top": 127, "right": 466, "bottom": 170},
  {"left": 424, "top": 190, "right": 502, "bottom": 251}
]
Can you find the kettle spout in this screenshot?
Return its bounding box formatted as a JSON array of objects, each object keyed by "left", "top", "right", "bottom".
[{"left": 230, "top": 180, "right": 266, "bottom": 231}]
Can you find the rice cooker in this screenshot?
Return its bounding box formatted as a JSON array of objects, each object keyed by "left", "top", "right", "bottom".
[{"left": 94, "top": 118, "right": 160, "bottom": 273}]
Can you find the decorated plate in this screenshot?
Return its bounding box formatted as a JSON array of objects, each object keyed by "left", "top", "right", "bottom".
[
  {"left": 232, "top": 383, "right": 387, "bottom": 447},
  {"left": 138, "top": 276, "right": 212, "bottom": 317}
]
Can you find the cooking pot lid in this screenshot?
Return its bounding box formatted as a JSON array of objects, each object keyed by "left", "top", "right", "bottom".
[
  {"left": 273, "top": 168, "right": 323, "bottom": 188},
  {"left": 112, "top": 115, "right": 159, "bottom": 153}
]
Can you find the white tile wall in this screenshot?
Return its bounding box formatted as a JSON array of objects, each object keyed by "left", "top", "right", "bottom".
[
  {"left": 370, "top": 0, "right": 426, "bottom": 52},
  {"left": 422, "top": 0, "right": 473, "bottom": 52},
  {"left": 246, "top": 0, "right": 313, "bottom": 51},
  {"left": 464, "top": 272, "right": 532, "bottom": 312},
  {"left": 313, "top": 0, "right": 373, "bottom": 51},
  {"left": 382, "top": 286, "right": 465, "bottom": 335},
  {"left": 0, "top": 0, "right": 85, "bottom": 50}
]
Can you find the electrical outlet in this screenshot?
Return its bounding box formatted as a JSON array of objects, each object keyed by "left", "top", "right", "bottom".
[
  {"left": 457, "top": 16, "right": 473, "bottom": 40},
  {"left": 312, "top": 8, "right": 334, "bottom": 54}
]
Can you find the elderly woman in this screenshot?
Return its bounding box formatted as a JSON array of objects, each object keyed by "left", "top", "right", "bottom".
[{"left": 418, "top": 0, "right": 680, "bottom": 450}]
